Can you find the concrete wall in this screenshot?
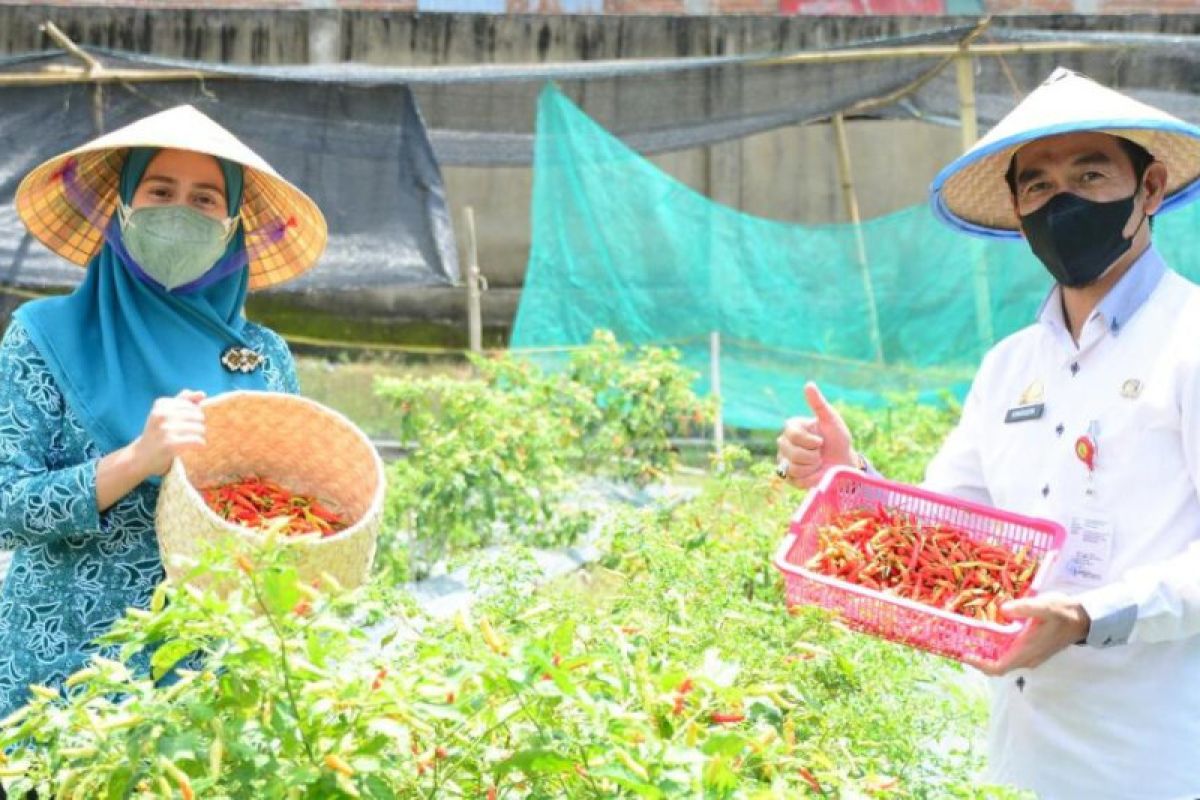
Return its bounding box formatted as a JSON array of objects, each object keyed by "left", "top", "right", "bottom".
[
  {"left": 1, "top": 7, "right": 1007, "bottom": 63},
  {"left": 6, "top": 1, "right": 1200, "bottom": 15},
  {"left": 1, "top": 7, "right": 1196, "bottom": 340}
]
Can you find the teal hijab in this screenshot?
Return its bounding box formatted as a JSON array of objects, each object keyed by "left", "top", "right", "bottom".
[{"left": 15, "top": 147, "right": 269, "bottom": 455}]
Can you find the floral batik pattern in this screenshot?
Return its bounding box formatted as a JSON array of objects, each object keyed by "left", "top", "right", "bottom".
[{"left": 0, "top": 319, "right": 299, "bottom": 716}]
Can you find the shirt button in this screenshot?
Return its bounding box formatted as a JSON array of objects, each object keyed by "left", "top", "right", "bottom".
[
  {"left": 1070, "top": 363, "right": 1080, "bottom": 376},
  {"left": 1042, "top": 485, "right": 1050, "bottom": 498},
  {"left": 1055, "top": 423, "right": 1065, "bottom": 436}
]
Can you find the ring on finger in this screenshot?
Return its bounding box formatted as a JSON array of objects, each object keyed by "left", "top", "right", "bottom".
[{"left": 775, "top": 457, "right": 790, "bottom": 479}]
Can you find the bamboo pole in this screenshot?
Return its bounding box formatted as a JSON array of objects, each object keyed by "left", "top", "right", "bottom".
[
  {"left": 956, "top": 53, "right": 996, "bottom": 355},
  {"left": 0, "top": 67, "right": 218, "bottom": 86},
  {"left": 845, "top": 17, "right": 992, "bottom": 117},
  {"left": 832, "top": 112, "right": 884, "bottom": 365},
  {"left": 463, "top": 206, "right": 484, "bottom": 355},
  {"left": 756, "top": 40, "right": 1127, "bottom": 68},
  {"left": 709, "top": 331, "right": 724, "bottom": 455},
  {"left": 844, "top": 56, "right": 952, "bottom": 117},
  {"left": 956, "top": 53, "right": 979, "bottom": 152},
  {"left": 0, "top": 37, "right": 1126, "bottom": 88},
  {"left": 39, "top": 22, "right": 108, "bottom": 132},
  {"left": 40, "top": 22, "right": 102, "bottom": 74}
]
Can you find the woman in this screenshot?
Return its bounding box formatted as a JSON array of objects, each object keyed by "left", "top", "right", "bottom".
[{"left": 0, "top": 105, "right": 327, "bottom": 721}]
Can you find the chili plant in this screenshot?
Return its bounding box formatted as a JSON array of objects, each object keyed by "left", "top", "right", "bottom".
[
  {"left": 374, "top": 331, "right": 711, "bottom": 581},
  {"left": 1, "top": 460, "right": 1029, "bottom": 798}
]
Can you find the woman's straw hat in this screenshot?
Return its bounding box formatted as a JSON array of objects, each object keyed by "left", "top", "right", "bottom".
[
  {"left": 14, "top": 104, "right": 327, "bottom": 289},
  {"left": 930, "top": 67, "right": 1200, "bottom": 239}
]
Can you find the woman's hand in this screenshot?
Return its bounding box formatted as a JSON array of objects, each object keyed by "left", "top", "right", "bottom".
[
  {"left": 776, "top": 382, "right": 859, "bottom": 489},
  {"left": 96, "top": 390, "right": 206, "bottom": 512},
  {"left": 130, "top": 390, "right": 207, "bottom": 478}
]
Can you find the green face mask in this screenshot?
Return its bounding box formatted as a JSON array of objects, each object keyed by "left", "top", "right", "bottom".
[{"left": 118, "top": 204, "right": 237, "bottom": 291}]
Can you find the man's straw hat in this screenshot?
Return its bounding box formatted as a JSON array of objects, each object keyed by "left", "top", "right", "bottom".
[
  {"left": 15, "top": 105, "right": 327, "bottom": 289},
  {"left": 930, "top": 67, "right": 1200, "bottom": 239}
]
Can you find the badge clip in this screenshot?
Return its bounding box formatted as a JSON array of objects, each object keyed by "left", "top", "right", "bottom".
[{"left": 1075, "top": 420, "right": 1100, "bottom": 495}]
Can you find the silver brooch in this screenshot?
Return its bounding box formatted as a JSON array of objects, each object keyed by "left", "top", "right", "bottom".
[{"left": 221, "top": 346, "right": 264, "bottom": 374}]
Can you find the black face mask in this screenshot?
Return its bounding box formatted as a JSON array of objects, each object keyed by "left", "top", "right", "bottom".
[{"left": 1019, "top": 190, "right": 1146, "bottom": 289}]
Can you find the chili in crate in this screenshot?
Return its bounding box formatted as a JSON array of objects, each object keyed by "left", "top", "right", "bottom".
[{"left": 773, "top": 467, "right": 1066, "bottom": 665}]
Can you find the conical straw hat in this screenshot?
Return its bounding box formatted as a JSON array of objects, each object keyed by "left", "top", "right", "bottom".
[
  {"left": 930, "top": 67, "right": 1200, "bottom": 239},
  {"left": 14, "top": 105, "right": 327, "bottom": 289}
]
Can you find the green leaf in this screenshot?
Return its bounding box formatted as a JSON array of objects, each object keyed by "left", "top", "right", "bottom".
[
  {"left": 260, "top": 567, "right": 302, "bottom": 616},
  {"left": 150, "top": 639, "right": 196, "bottom": 681},
  {"left": 702, "top": 754, "right": 739, "bottom": 793},
  {"left": 497, "top": 748, "right": 576, "bottom": 777},
  {"left": 588, "top": 765, "right": 666, "bottom": 799},
  {"left": 361, "top": 775, "right": 396, "bottom": 800},
  {"left": 105, "top": 765, "right": 133, "bottom": 800},
  {"left": 701, "top": 733, "right": 748, "bottom": 758}
]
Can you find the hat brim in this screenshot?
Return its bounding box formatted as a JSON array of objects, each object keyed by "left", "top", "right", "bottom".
[
  {"left": 14, "top": 106, "right": 327, "bottom": 290},
  {"left": 930, "top": 119, "right": 1200, "bottom": 240}
]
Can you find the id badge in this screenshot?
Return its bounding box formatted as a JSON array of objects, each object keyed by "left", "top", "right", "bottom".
[{"left": 1059, "top": 512, "right": 1115, "bottom": 588}]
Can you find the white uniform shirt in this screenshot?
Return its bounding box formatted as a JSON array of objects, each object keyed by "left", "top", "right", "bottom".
[{"left": 925, "top": 247, "right": 1200, "bottom": 800}]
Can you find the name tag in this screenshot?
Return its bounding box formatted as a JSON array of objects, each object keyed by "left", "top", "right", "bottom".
[{"left": 1004, "top": 403, "right": 1045, "bottom": 424}]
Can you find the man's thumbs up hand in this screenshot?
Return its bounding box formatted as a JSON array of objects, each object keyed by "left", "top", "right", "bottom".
[{"left": 775, "top": 382, "right": 858, "bottom": 489}]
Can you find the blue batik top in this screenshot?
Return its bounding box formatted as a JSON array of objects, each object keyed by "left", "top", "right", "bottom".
[{"left": 0, "top": 317, "right": 299, "bottom": 718}]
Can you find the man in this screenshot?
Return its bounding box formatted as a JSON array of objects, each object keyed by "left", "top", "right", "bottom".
[{"left": 776, "top": 68, "right": 1200, "bottom": 799}]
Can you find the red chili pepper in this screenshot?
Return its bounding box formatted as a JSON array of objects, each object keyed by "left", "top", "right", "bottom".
[
  {"left": 798, "top": 766, "right": 822, "bottom": 792},
  {"left": 371, "top": 668, "right": 388, "bottom": 692},
  {"left": 203, "top": 476, "right": 349, "bottom": 537},
  {"left": 710, "top": 712, "right": 745, "bottom": 724}
]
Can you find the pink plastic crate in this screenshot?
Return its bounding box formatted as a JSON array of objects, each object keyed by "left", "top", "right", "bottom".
[{"left": 773, "top": 467, "right": 1066, "bottom": 665}]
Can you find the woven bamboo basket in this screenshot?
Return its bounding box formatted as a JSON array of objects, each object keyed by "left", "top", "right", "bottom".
[{"left": 155, "top": 391, "right": 385, "bottom": 590}]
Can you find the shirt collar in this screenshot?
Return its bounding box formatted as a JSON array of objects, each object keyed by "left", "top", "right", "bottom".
[{"left": 1036, "top": 245, "right": 1167, "bottom": 337}]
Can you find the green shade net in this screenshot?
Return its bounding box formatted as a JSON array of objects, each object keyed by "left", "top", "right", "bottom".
[{"left": 511, "top": 84, "right": 1200, "bottom": 430}]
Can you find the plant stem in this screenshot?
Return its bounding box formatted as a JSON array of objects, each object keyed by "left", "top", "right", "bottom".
[{"left": 247, "top": 574, "right": 317, "bottom": 765}]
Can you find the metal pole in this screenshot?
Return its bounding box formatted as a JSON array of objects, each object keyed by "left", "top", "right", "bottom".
[
  {"left": 832, "top": 113, "right": 885, "bottom": 364},
  {"left": 464, "top": 206, "right": 483, "bottom": 355},
  {"left": 710, "top": 331, "right": 724, "bottom": 455}
]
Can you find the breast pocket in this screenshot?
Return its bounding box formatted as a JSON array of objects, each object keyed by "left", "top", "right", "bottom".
[
  {"left": 979, "top": 406, "right": 1057, "bottom": 513},
  {"left": 1092, "top": 392, "right": 1178, "bottom": 499}
]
